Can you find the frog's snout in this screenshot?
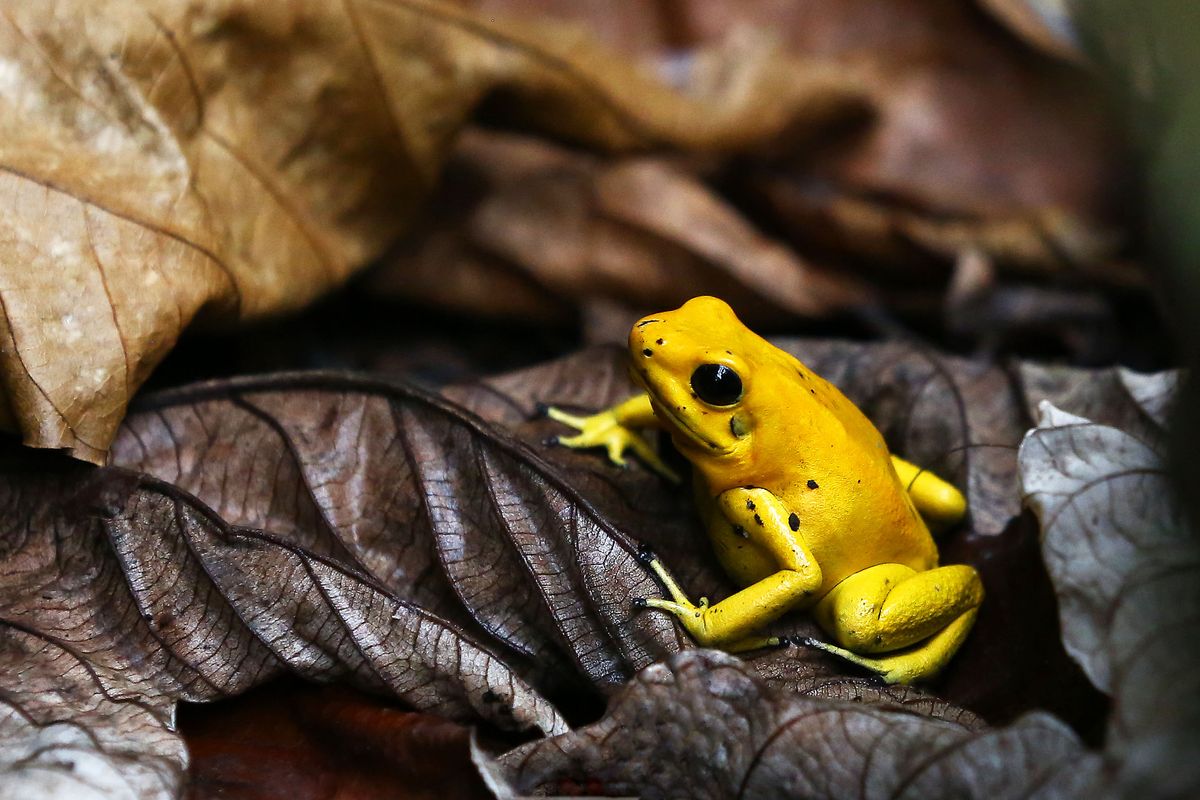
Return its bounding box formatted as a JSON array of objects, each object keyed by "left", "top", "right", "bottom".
[
  {"left": 630, "top": 321, "right": 666, "bottom": 359},
  {"left": 629, "top": 316, "right": 661, "bottom": 352}
]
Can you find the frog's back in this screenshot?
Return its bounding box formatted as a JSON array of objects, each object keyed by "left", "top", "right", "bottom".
[{"left": 759, "top": 353, "right": 938, "bottom": 595}]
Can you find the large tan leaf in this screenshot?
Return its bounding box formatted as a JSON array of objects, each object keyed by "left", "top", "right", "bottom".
[{"left": 0, "top": 0, "right": 859, "bottom": 464}]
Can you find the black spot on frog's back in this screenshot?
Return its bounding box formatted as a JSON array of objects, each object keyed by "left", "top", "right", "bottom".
[
  {"left": 807, "top": 479, "right": 819, "bottom": 490},
  {"left": 788, "top": 513, "right": 800, "bottom": 531}
]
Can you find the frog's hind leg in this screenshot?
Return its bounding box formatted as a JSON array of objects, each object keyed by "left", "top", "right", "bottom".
[
  {"left": 801, "top": 610, "right": 978, "bottom": 684},
  {"left": 809, "top": 563, "right": 983, "bottom": 684}
]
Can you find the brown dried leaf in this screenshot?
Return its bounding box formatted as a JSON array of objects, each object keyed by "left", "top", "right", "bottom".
[
  {"left": 0, "top": 622, "right": 185, "bottom": 799},
  {"left": 0, "top": 424, "right": 569, "bottom": 797},
  {"left": 0, "top": 0, "right": 860, "bottom": 464},
  {"left": 463, "top": 0, "right": 1130, "bottom": 275},
  {"left": 372, "top": 128, "right": 870, "bottom": 324},
  {"left": 112, "top": 375, "right": 680, "bottom": 692},
  {"left": 695, "top": 3, "right": 1129, "bottom": 274},
  {"left": 493, "top": 649, "right": 1102, "bottom": 800}
]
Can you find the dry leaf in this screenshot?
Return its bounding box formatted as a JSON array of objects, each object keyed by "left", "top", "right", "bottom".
[
  {"left": 492, "top": 649, "right": 1102, "bottom": 800},
  {"left": 0, "top": 619, "right": 184, "bottom": 800},
  {"left": 692, "top": 1, "right": 1130, "bottom": 275},
  {"left": 0, "top": 448, "right": 567, "bottom": 798},
  {"left": 112, "top": 375, "right": 681, "bottom": 692},
  {"left": 0, "top": 0, "right": 861, "bottom": 464},
  {"left": 1016, "top": 362, "right": 1174, "bottom": 452},
  {"left": 371, "top": 128, "right": 870, "bottom": 324},
  {"left": 463, "top": 0, "right": 1130, "bottom": 275},
  {"left": 1020, "top": 378, "right": 1200, "bottom": 797}
]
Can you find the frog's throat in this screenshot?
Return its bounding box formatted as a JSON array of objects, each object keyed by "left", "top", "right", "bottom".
[{"left": 648, "top": 396, "right": 732, "bottom": 455}]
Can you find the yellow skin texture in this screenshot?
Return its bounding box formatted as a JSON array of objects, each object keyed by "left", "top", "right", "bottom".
[{"left": 548, "top": 296, "right": 983, "bottom": 684}]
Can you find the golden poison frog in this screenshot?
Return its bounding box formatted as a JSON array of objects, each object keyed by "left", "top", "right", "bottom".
[{"left": 546, "top": 296, "right": 982, "bottom": 684}]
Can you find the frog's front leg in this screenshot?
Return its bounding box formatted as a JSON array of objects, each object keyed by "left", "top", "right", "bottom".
[
  {"left": 807, "top": 562, "right": 983, "bottom": 684},
  {"left": 636, "top": 488, "right": 822, "bottom": 647},
  {"left": 543, "top": 393, "right": 680, "bottom": 482}
]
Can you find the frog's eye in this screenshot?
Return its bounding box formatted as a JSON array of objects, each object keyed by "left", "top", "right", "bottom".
[{"left": 691, "top": 364, "right": 743, "bottom": 406}]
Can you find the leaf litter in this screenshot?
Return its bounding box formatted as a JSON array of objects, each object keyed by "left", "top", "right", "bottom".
[{"left": 0, "top": 340, "right": 1192, "bottom": 798}]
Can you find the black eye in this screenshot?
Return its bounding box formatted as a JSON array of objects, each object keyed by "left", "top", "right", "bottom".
[{"left": 691, "top": 364, "right": 743, "bottom": 406}]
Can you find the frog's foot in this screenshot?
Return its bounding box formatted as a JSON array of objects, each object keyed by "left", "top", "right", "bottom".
[
  {"left": 634, "top": 595, "right": 715, "bottom": 644},
  {"left": 633, "top": 546, "right": 716, "bottom": 643},
  {"left": 634, "top": 595, "right": 785, "bottom": 652},
  {"left": 542, "top": 405, "right": 679, "bottom": 483},
  {"left": 635, "top": 545, "right": 690, "bottom": 603},
  {"left": 798, "top": 637, "right": 907, "bottom": 683}
]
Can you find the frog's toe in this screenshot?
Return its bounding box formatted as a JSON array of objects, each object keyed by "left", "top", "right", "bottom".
[
  {"left": 544, "top": 406, "right": 589, "bottom": 430},
  {"left": 605, "top": 440, "right": 630, "bottom": 467},
  {"left": 554, "top": 432, "right": 584, "bottom": 449},
  {"left": 640, "top": 597, "right": 693, "bottom": 618},
  {"left": 636, "top": 544, "right": 657, "bottom": 565}
]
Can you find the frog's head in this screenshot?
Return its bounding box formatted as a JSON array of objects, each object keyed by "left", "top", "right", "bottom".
[{"left": 629, "top": 296, "right": 796, "bottom": 465}]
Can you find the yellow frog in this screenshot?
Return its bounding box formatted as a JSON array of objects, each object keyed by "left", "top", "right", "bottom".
[{"left": 545, "top": 296, "right": 982, "bottom": 684}]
